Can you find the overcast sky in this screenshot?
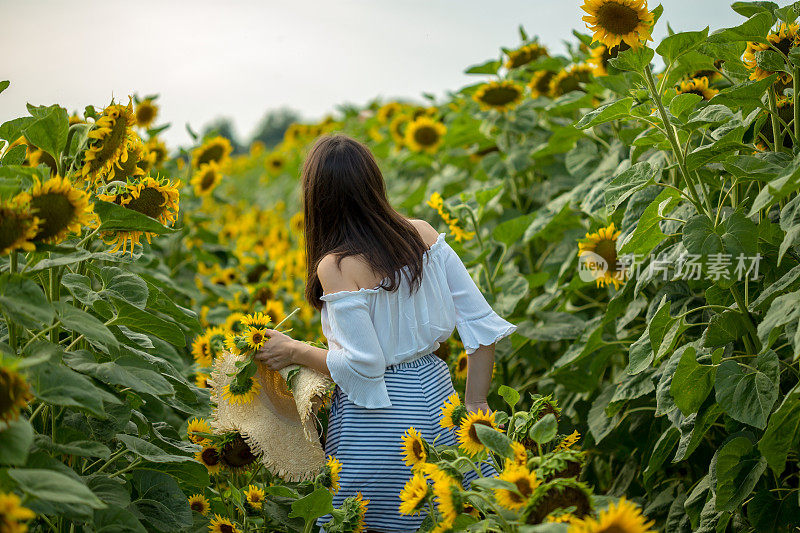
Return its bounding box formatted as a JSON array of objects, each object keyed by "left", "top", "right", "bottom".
[{"left": 0, "top": 0, "right": 770, "bottom": 147}]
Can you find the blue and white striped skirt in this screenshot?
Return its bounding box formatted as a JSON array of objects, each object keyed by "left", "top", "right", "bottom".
[{"left": 316, "top": 352, "right": 496, "bottom": 532}]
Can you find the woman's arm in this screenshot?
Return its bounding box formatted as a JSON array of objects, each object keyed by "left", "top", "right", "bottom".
[
  {"left": 254, "top": 329, "right": 331, "bottom": 377},
  {"left": 464, "top": 343, "right": 495, "bottom": 414}
]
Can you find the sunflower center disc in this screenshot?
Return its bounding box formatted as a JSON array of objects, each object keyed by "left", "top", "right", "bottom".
[
  {"left": 596, "top": 2, "right": 641, "bottom": 35},
  {"left": 594, "top": 239, "right": 618, "bottom": 272},
  {"left": 414, "top": 126, "right": 439, "bottom": 147},
  {"left": 127, "top": 187, "right": 167, "bottom": 219},
  {"left": 412, "top": 439, "right": 423, "bottom": 458},
  {"left": 137, "top": 105, "right": 155, "bottom": 124},
  {"left": 31, "top": 193, "right": 76, "bottom": 241},
  {"left": 197, "top": 145, "right": 225, "bottom": 166},
  {"left": 95, "top": 114, "right": 129, "bottom": 169},
  {"left": 0, "top": 215, "right": 24, "bottom": 251},
  {"left": 482, "top": 87, "right": 520, "bottom": 106},
  {"left": 200, "top": 169, "right": 217, "bottom": 191}
]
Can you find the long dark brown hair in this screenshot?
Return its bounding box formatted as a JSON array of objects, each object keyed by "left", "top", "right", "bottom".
[{"left": 302, "top": 134, "right": 429, "bottom": 310}]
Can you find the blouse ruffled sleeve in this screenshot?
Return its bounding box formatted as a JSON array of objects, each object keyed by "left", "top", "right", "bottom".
[
  {"left": 321, "top": 291, "right": 391, "bottom": 409},
  {"left": 440, "top": 238, "right": 517, "bottom": 354}
]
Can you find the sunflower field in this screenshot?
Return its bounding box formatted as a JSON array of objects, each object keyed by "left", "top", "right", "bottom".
[{"left": 3, "top": 0, "right": 800, "bottom": 531}]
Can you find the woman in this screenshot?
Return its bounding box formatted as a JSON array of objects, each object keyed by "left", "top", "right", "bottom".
[{"left": 255, "top": 134, "right": 517, "bottom": 532}]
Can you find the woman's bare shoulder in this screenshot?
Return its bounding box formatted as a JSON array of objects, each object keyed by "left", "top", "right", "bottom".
[
  {"left": 318, "top": 253, "right": 376, "bottom": 293},
  {"left": 407, "top": 218, "right": 440, "bottom": 248}
]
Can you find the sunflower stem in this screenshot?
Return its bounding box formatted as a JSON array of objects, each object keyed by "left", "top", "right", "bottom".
[
  {"left": 7, "top": 251, "right": 19, "bottom": 353},
  {"left": 642, "top": 64, "right": 711, "bottom": 218},
  {"left": 793, "top": 67, "right": 799, "bottom": 141},
  {"left": 730, "top": 285, "right": 761, "bottom": 354},
  {"left": 768, "top": 86, "right": 784, "bottom": 153},
  {"left": 462, "top": 205, "right": 495, "bottom": 296}
]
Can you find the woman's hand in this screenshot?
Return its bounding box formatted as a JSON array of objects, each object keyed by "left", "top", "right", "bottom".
[
  {"left": 254, "top": 329, "right": 299, "bottom": 370},
  {"left": 465, "top": 400, "right": 491, "bottom": 414}
]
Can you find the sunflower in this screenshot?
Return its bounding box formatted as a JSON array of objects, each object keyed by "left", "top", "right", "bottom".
[
  {"left": 389, "top": 114, "right": 411, "bottom": 145},
  {"left": 440, "top": 393, "right": 467, "bottom": 429},
  {"left": 224, "top": 312, "right": 247, "bottom": 333},
  {"left": 188, "top": 494, "right": 210, "bottom": 515},
  {"left": 581, "top": 0, "right": 654, "bottom": 49},
  {"left": 555, "top": 430, "right": 581, "bottom": 451},
  {"left": 426, "top": 192, "right": 444, "bottom": 211},
  {"left": 588, "top": 42, "right": 631, "bottom": 76},
  {"left": 675, "top": 76, "right": 718, "bottom": 100},
  {"left": 448, "top": 223, "right": 475, "bottom": 243},
  {"left": 377, "top": 102, "right": 404, "bottom": 124},
  {"left": 743, "top": 23, "right": 799, "bottom": 81},
  {"left": 525, "top": 478, "right": 593, "bottom": 524},
  {"left": 244, "top": 485, "right": 265, "bottom": 511},
  {"left": 324, "top": 455, "right": 342, "bottom": 493},
  {"left": 568, "top": 498, "right": 656, "bottom": 533},
  {"left": 506, "top": 43, "right": 549, "bottom": 69},
  {"left": 529, "top": 71, "right": 558, "bottom": 99},
  {"left": 81, "top": 98, "right": 136, "bottom": 184},
  {"left": 495, "top": 466, "right": 541, "bottom": 510},
  {"left": 193, "top": 136, "right": 232, "bottom": 169},
  {"left": 241, "top": 312, "right": 272, "bottom": 330},
  {"left": 404, "top": 117, "right": 447, "bottom": 154},
  {"left": 20, "top": 175, "right": 93, "bottom": 245},
  {"left": 0, "top": 367, "right": 33, "bottom": 423},
  {"left": 473, "top": 80, "right": 524, "bottom": 112},
  {"left": 191, "top": 162, "right": 223, "bottom": 197},
  {"left": 0, "top": 492, "right": 35, "bottom": 531},
  {"left": 264, "top": 152, "right": 286, "bottom": 176},
  {"left": 209, "top": 514, "right": 240, "bottom": 533},
  {"left": 124, "top": 176, "right": 180, "bottom": 225},
  {"left": 143, "top": 136, "right": 169, "bottom": 168},
  {"left": 0, "top": 194, "right": 39, "bottom": 256},
  {"left": 97, "top": 176, "right": 180, "bottom": 254},
  {"left": 195, "top": 372, "right": 211, "bottom": 389},
  {"left": 550, "top": 64, "right": 594, "bottom": 97},
  {"left": 27, "top": 147, "right": 58, "bottom": 175},
  {"left": 192, "top": 331, "right": 213, "bottom": 367},
  {"left": 187, "top": 417, "right": 213, "bottom": 445},
  {"left": 399, "top": 472, "right": 430, "bottom": 516},
  {"left": 577, "top": 222, "right": 625, "bottom": 289},
  {"left": 223, "top": 333, "right": 244, "bottom": 356},
  {"left": 510, "top": 441, "right": 528, "bottom": 468},
  {"left": 454, "top": 351, "right": 468, "bottom": 380},
  {"left": 223, "top": 375, "right": 262, "bottom": 405},
  {"left": 401, "top": 427, "right": 427, "bottom": 469},
  {"left": 110, "top": 137, "right": 146, "bottom": 182},
  {"left": 135, "top": 98, "right": 159, "bottom": 128},
  {"left": 243, "top": 327, "right": 267, "bottom": 351},
  {"left": 430, "top": 470, "right": 461, "bottom": 526},
  {"left": 220, "top": 434, "right": 258, "bottom": 470},
  {"left": 195, "top": 445, "right": 222, "bottom": 474},
  {"left": 353, "top": 492, "right": 369, "bottom": 533},
  {"left": 456, "top": 409, "right": 498, "bottom": 456}
]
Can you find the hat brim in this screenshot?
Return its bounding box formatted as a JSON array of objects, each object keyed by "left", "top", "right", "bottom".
[{"left": 209, "top": 351, "right": 331, "bottom": 482}]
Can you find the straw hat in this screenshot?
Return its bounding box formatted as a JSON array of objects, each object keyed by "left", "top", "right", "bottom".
[{"left": 209, "top": 351, "right": 331, "bottom": 482}]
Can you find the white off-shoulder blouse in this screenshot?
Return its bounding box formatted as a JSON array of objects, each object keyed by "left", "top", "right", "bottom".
[{"left": 320, "top": 232, "right": 517, "bottom": 409}]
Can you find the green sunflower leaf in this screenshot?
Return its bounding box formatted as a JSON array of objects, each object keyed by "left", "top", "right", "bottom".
[
  {"left": 22, "top": 104, "right": 69, "bottom": 163},
  {"left": 758, "top": 384, "right": 800, "bottom": 475},
  {"left": 9, "top": 468, "right": 106, "bottom": 509},
  {"left": 93, "top": 199, "right": 178, "bottom": 235},
  {"left": 715, "top": 350, "right": 779, "bottom": 429},
  {"left": 711, "top": 435, "right": 767, "bottom": 512},
  {"left": 657, "top": 28, "right": 710, "bottom": 65},
  {"left": 707, "top": 12, "right": 774, "bottom": 43}
]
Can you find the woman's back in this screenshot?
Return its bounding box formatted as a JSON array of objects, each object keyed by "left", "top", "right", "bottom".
[{"left": 317, "top": 218, "right": 516, "bottom": 409}]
